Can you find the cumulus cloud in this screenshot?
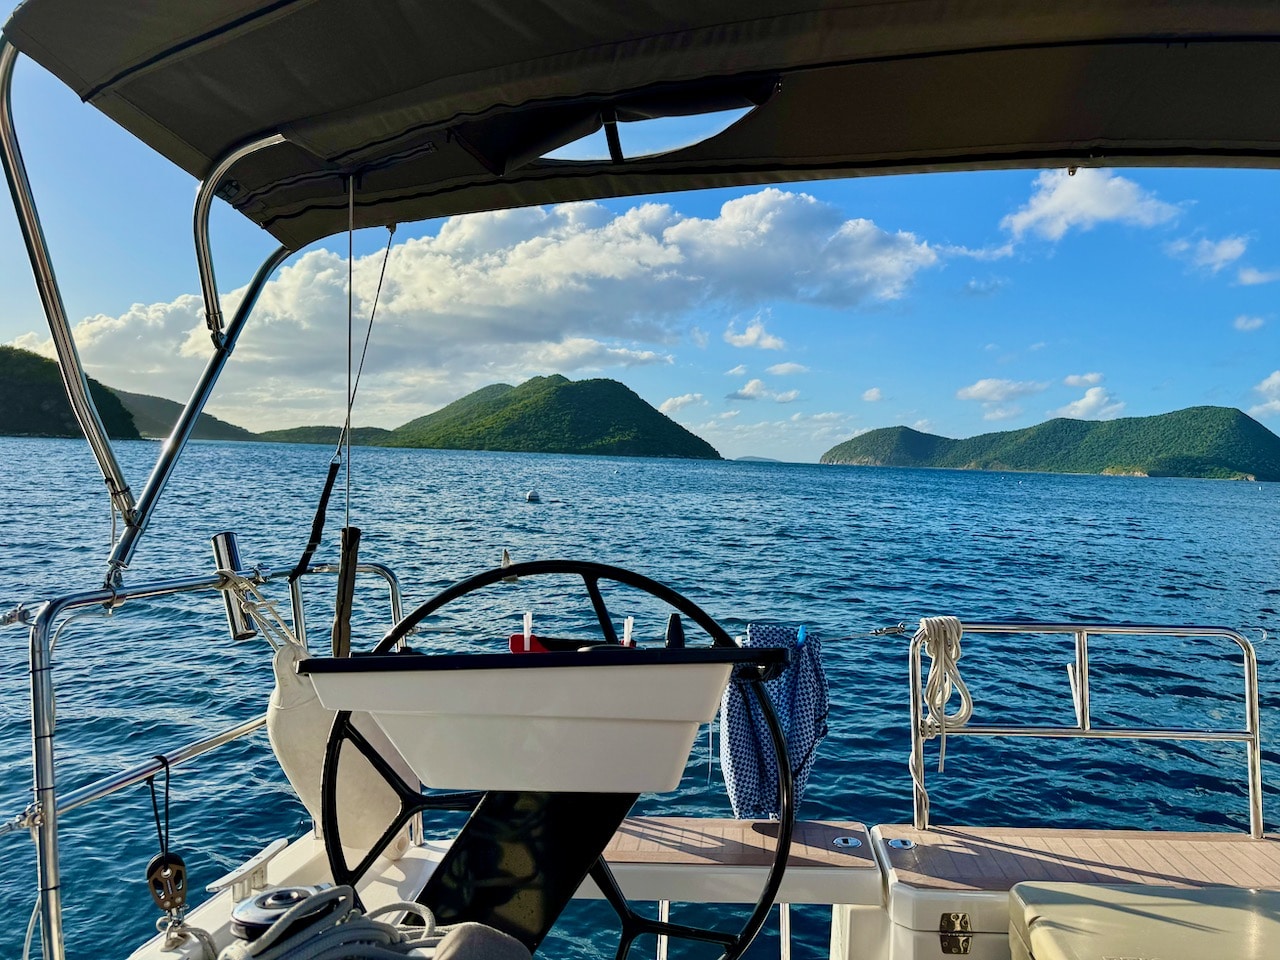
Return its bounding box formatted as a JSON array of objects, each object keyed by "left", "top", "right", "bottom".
[
  {"left": 1250, "top": 371, "right": 1280, "bottom": 418},
  {"left": 724, "top": 364, "right": 748, "bottom": 376},
  {"left": 1001, "top": 169, "right": 1178, "bottom": 241},
  {"left": 15, "top": 188, "right": 940, "bottom": 428},
  {"left": 957, "top": 377, "right": 1049, "bottom": 422},
  {"left": 1064, "top": 372, "right": 1103, "bottom": 387},
  {"left": 521, "top": 338, "right": 672, "bottom": 369},
  {"left": 726, "top": 379, "right": 799, "bottom": 403},
  {"left": 1166, "top": 235, "right": 1248, "bottom": 273},
  {"left": 1234, "top": 315, "right": 1265, "bottom": 332},
  {"left": 669, "top": 188, "right": 937, "bottom": 305},
  {"left": 862, "top": 387, "right": 883, "bottom": 402},
  {"left": 724, "top": 317, "right": 785, "bottom": 350},
  {"left": 956, "top": 378, "right": 1050, "bottom": 403},
  {"left": 660, "top": 393, "right": 704, "bottom": 414},
  {"left": 767, "top": 362, "right": 809, "bottom": 375},
  {"left": 1239, "top": 267, "right": 1280, "bottom": 286},
  {"left": 1053, "top": 387, "right": 1126, "bottom": 420}
]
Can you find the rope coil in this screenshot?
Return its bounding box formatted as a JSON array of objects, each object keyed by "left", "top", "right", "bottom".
[{"left": 215, "top": 885, "right": 526, "bottom": 960}]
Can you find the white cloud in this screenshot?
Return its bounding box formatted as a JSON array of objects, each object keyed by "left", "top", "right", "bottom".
[
  {"left": 1052, "top": 386, "right": 1126, "bottom": 419},
  {"left": 724, "top": 317, "right": 785, "bottom": 350},
  {"left": 957, "top": 378, "right": 1049, "bottom": 422},
  {"left": 862, "top": 387, "right": 883, "bottom": 402},
  {"left": 15, "top": 189, "right": 940, "bottom": 429},
  {"left": 1250, "top": 370, "right": 1280, "bottom": 418},
  {"left": 1064, "top": 372, "right": 1103, "bottom": 387},
  {"left": 956, "top": 378, "right": 1050, "bottom": 403},
  {"left": 668, "top": 187, "right": 937, "bottom": 305},
  {"left": 522, "top": 338, "right": 672, "bottom": 369},
  {"left": 1239, "top": 267, "right": 1280, "bottom": 286},
  {"left": 766, "top": 362, "right": 808, "bottom": 375},
  {"left": 727, "top": 379, "right": 770, "bottom": 400},
  {"left": 660, "top": 393, "right": 704, "bottom": 414},
  {"left": 1234, "top": 315, "right": 1265, "bottom": 332},
  {"left": 1166, "top": 235, "right": 1248, "bottom": 273},
  {"left": 943, "top": 242, "right": 1015, "bottom": 262},
  {"left": 1001, "top": 169, "right": 1178, "bottom": 241},
  {"left": 724, "top": 364, "right": 748, "bottom": 376},
  {"left": 726, "top": 379, "right": 799, "bottom": 403}
]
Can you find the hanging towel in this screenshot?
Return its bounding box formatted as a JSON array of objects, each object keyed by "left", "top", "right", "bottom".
[{"left": 719, "top": 624, "right": 830, "bottom": 820}]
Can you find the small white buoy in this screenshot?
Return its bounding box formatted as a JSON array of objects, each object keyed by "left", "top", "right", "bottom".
[{"left": 526, "top": 490, "right": 541, "bottom": 503}]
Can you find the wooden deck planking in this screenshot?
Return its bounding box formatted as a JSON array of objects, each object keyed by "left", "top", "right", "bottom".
[
  {"left": 604, "top": 818, "right": 877, "bottom": 870},
  {"left": 876, "top": 825, "right": 1280, "bottom": 892}
]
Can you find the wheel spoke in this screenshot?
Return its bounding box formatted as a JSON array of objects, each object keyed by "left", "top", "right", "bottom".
[{"left": 583, "top": 574, "right": 620, "bottom": 644}]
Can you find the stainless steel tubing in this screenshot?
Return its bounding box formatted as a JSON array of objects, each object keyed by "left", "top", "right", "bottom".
[
  {"left": 108, "top": 244, "right": 291, "bottom": 574},
  {"left": 56, "top": 715, "right": 266, "bottom": 817},
  {"left": 305, "top": 561, "right": 406, "bottom": 623},
  {"left": 194, "top": 133, "right": 286, "bottom": 341},
  {"left": 945, "top": 725, "right": 1255, "bottom": 742},
  {"left": 910, "top": 621, "right": 1264, "bottom": 837},
  {"left": 1074, "top": 629, "right": 1091, "bottom": 730},
  {"left": 0, "top": 39, "right": 136, "bottom": 528},
  {"left": 28, "top": 602, "right": 63, "bottom": 960}
]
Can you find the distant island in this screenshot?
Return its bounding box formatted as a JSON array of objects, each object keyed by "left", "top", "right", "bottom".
[
  {"left": 821, "top": 407, "right": 1280, "bottom": 481},
  {"left": 0, "top": 347, "right": 720, "bottom": 460}
]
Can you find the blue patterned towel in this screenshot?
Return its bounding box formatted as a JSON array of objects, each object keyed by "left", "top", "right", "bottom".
[{"left": 719, "top": 624, "right": 830, "bottom": 819}]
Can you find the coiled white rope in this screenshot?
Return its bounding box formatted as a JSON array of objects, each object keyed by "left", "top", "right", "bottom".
[
  {"left": 217, "top": 886, "right": 454, "bottom": 960},
  {"left": 916, "top": 616, "right": 974, "bottom": 772}
]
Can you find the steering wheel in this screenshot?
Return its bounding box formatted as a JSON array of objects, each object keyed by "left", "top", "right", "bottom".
[{"left": 318, "top": 559, "right": 793, "bottom": 960}]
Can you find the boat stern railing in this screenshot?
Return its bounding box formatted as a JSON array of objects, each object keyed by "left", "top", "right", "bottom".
[
  {"left": 909, "top": 621, "right": 1264, "bottom": 838},
  {"left": 2, "top": 557, "right": 406, "bottom": 960}
]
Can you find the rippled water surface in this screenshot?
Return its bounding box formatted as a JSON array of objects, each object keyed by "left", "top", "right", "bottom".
[{"left": 1, "top": 437, "right": 1278, "bottom": 958}]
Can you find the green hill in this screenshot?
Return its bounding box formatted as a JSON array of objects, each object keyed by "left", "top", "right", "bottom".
[
  {"left": 256, "top": 425, "right": 396, "bottom": 446},
  {"left": 0, "top": 345, "right": 140, "bottom": 439},
  {"left": 1, "top": 349, "right": 716, "bottom": 459},
  {"left": 113, "top": 388, "right": 256, "bottom": 441},
  {"left": 821, "top": 407, "right": 1280, "bottom": 481},
  {"left": 389, "top": 375, "right": 721, "bottom": 458}
]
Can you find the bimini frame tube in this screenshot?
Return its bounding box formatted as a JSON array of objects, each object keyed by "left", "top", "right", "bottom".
[
  {"left": 101, "top": 133, "right": 289, "bottom": 578},
  {"left": 0, "top": 38, "right": 136, "bottom": 527},
  {"left": 196, "top": 132, "right": 286, "bottom": 344},
  {"left": 107, "top": 242, "right": 292, "bottom": 574}
]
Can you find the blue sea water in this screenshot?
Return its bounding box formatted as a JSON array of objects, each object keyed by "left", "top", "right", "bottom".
[{"left": 1, "top": 436, "right": 1278, "bottom": 959}]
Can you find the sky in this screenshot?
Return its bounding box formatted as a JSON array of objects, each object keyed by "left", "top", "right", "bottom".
[{"left": 2, "top": 52, "right": 1279, "bottom": 462}]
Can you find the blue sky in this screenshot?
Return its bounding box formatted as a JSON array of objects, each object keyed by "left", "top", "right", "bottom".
[{"left": 1, "top": 50, "right": 1278, "bottom": 462}]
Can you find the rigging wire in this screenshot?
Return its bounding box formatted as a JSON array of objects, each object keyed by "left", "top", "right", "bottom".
[{"left": 345, "top": 176, "right": 353, "bottom": 529}]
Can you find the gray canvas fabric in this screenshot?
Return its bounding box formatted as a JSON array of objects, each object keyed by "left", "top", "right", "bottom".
[{"left": 7, "top": 1, "right": 1280, "bottom": 248}]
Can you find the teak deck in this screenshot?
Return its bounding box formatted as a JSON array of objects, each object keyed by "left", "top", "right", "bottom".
[
  {"left": 605, "top": 818, "right": 876, "bottom": 869},
  {"left": 874, "top": 825, "right": 1280, "bottom": 891}
]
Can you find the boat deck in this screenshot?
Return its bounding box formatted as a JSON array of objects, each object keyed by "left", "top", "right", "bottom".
[
  {"left": 873, "top": 825, "right": 1280, "bottom": 891},
  {"left": 593, "top": 817, "right": 881, "bottom": 905}
]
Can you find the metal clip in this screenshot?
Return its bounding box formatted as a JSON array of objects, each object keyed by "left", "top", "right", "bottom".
[
  {"left": 1, "top": 603, "right": 31, "bottom": 627},
  {"left": 19, "top": 801, "right": 43, "bottom": 829}
]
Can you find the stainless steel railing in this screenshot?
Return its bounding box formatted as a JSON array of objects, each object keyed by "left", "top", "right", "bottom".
[
  {"left": 909, "top": 621, "right": 1264, "bottom": 838},
  {"left": 4, "top": 560, "right": 405, "bottom": 960}
]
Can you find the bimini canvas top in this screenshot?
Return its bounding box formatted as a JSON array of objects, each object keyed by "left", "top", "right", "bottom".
[{"left": 6, "top": 1, "right": 1280, "bottom": 250}]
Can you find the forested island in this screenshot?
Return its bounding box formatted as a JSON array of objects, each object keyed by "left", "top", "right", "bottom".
[
  {"left": 0, "top": 347, "right": 720, "bottom": 459},
  {"left": 821, "top": 407, "right": 1280, "bottom": 481}
]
